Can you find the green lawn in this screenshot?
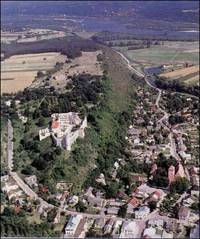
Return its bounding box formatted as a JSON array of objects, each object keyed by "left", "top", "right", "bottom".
[{"left": 114, "top": 45, "right": 199, "bottom": 65}]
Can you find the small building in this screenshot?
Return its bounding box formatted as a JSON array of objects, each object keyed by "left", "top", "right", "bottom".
[
  {"left": 103, "top": 218, "right": 115, "bottom": 235},
  {"left": 24, "top": 175, "right": 38, "bottom": 188},
  {"left": 149, "top": 191, "right": 162, "bottom": 202},
  {"left": 112, "top": 220, "right": 123, "bottom": 237},
  {"left": 135, "top": 206, "right": 150, "bottom": 219},
  {"left": 143, "top": 227, "right": 162, "bottom": 238},
  {"left": 148, "top": 219, "right": 164, "bottom": 228},
  {"left": 2, "top": 183, "right": 19, "bottom": 193},
  {"left": 127, "top": 197, "right": 140, "bottom": 214},
  {"left": 107, "top": 207, "right": 119, "bottom": 215},
  {"left": 64, "top": 215, "right": 83, "bottom": 238},
  {"left": 179, "top": 151, "right": 192, "bottom": 161},
  {"left": 68, "top": 195, "right": 79, "bottom": 206},
  {"left": 119, "top": 220, "right": 139, "bottom": 238},
  {"left": 1, "top": 175, "right": 9, "bottom": 182}
]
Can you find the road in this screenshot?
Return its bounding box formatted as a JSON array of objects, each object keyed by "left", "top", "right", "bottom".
[
  {"left": 7, "top": 119, "right": 14, "bottom": 171},
  {"left": 7, "top": 119, "right": 53, "bottom": 209}
]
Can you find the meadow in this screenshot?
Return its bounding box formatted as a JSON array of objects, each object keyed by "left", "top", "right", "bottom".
[{"left": 114, "top": 41, "right": 199, "bottom": 65}]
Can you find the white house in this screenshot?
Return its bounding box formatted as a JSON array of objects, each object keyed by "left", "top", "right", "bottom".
[
  {"left": 119, "top": 221, "right": 139, "bottom": 238},
  {"left": 112, "top": 220, "right": 123, "bottom": 237},
  {"left": 2, "top": 183, "right": 19, "bottom": 193},
  {"left": 135, "top": 206, "right": 150, "bottom": 219},
  {"left": 64, "top": 215, "right": 83, "bottom": 238}
]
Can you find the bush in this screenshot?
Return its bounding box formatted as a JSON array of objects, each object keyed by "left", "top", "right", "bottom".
[{"left": 170, "top": 177, "right": 190, "bottom": 194}]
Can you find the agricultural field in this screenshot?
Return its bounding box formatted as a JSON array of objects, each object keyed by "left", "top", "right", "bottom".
[
  {"left": 1, "top": 52, "right": 67, "bottom": 94},
  {"left": 159, "top": 65, "right": 199, "bottom": 86},
  {"left": 114, "top": 41, "right": 199, "bottom": 65},
  {"left": 1, "top": 28, "right": 67, "bottom": 44}
]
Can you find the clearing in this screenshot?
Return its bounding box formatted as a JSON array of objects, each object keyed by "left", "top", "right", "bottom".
[{"left": 44, "top": 51, "right": 103, "bottom": 91}]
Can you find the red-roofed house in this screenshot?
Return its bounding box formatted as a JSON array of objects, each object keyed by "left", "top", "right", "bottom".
[
  {"left": 51, "top": 120, "right": 60, "bottom": 129},
  {"left": 149, "top": 191, "right": 161, "bottom": 202},
  {"left": 127, "top": 197, "right": 140, "bottom": 215},
  {"left": 175, "top": 163, "right": 185, "bottom": 178},
  {"left": 129, "top": 197, "right": 140, "bottom": 208}
]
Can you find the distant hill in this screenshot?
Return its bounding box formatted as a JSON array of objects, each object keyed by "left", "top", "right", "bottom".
[{"left": 1, "top": 1, "right": 199, "bottom": 23}]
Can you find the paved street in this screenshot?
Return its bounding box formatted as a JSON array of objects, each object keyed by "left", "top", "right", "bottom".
[
  {"left": 7, "top": 119, "right": 53, "bottom": 209},
  {"left": 7, "top": 119, "right": 14, "bottom": 171}
]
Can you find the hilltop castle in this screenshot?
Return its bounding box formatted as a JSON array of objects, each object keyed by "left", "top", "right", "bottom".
[{"left": 39, "top": 112, "right": 87, "bottom": 151}]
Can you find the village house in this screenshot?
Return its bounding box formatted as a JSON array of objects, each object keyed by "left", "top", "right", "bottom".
[
  {"left": 107, "top": 207, "right": 119, "bottom": 215},
  {"left": 64, "top": 215, "right": 83, "bottom": 238},
  {"left": 127, "top": 197, "right": 140, "bottom": 215},
  {"left": 182, "top": 197, "right": 195, "bottom": 207},
  {"left": 135, "top": 206, "right": 150, "bottom": 219},
  {"left": 148, "top": 191, "right": 162, "bottom": 202},
  {"left": 103, "top": 218, "right": 115, "bottom": 235},
  {"left": 148, "top": 219, "right": 164, "bottom": 228},
  {"left": 1, "top": 175, "right": 9, "bottom": 182},
  {"left": 179, "top": 151, "right": 192, "bottom": 161},
  {"left": 39, "top": 112, "right": 87, "bottom": 151},
  {"left": 68, "top": 195, "right": 79, "bottom": 206},
  {"left": 111, "top": 220, "right": 123, "bottom": 237},
  {"left": 143, "top": 227, "right": 162, "bottom": 238},
  {"left": 119, "top": 220, "right": 139, "bottom": 238},
  {"left": 24, "top": 175, "right": 38, "bottom": 188}
]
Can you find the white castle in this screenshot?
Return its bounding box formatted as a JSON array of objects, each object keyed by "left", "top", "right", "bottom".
[{"left": 39, "top": 112, "right": 87, "bottom": 151}]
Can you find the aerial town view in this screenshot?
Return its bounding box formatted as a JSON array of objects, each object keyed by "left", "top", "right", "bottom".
[{"left": 0, "top": 1, "right": 199, "bottom": 238}]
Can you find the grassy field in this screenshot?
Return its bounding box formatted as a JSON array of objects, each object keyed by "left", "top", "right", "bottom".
[
  {"left": 184, "top": 75, "right": 199, "bottom": 85},
  {"left": 114, "top": 41, "right": 199, "bottom": 65},
  {"left": 1, "top": 52, "right": 67, "bottom": 94}
]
